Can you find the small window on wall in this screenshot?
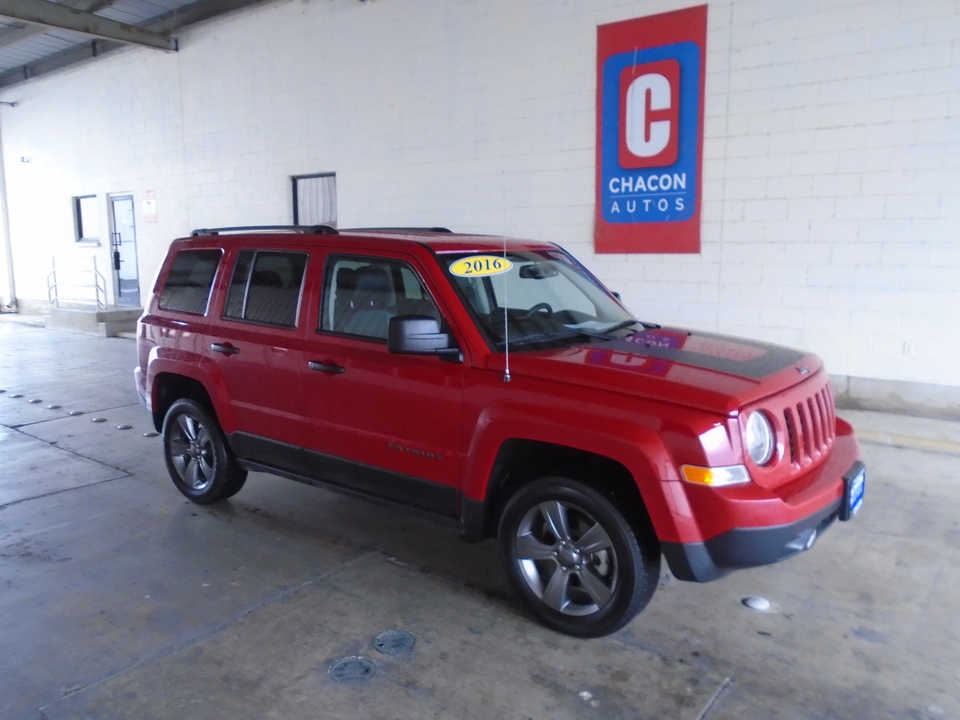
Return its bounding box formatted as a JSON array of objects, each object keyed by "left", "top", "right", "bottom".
[
  {"left": 158, "top": 250, "right": 223, "bottom": 315},
  {"left": 224, "top": 250, "right": 309, "bottom": 328},
  {"left": 73, "top": 195, "right": 100, "bottom": 242},
  {"left": 292, "top": 173, "right": 337, "bottom": 227}
]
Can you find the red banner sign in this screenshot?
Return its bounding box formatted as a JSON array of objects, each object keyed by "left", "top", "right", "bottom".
[{"left": 595, "top": 6, "right": 707, "bottom": 254}]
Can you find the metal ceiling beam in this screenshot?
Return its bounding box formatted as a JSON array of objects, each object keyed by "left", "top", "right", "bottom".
[
  {"left": 146, "top": 0, "right": 270, "bottom": 34},
  {"left": 0, "top": 0, "right": 270, "bottom": 89},
  {"left": 0, "top": 0, "right": 117, "bottom": 50},
  {"left": 0, "top": 0, "right": 177, "bottom": 52}
]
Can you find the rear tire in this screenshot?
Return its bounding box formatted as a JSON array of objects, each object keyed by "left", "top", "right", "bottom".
[
  {"left": 498, "top": 476, "right": 659, "bottom": 637},
  {"left": 162, "top": 399, "right": 247, "bottom": 504}
]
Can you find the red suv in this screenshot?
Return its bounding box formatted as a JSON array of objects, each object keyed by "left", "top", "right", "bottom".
[{"left": 136, "top": 226, "right": 865, "bottom": 637}]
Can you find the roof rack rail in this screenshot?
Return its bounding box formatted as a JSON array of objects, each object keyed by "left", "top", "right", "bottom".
[
  {"left": 190, "top": 225, "right": 339, "bottom": 236},
  {"left": 344, "top": 227, "right": 453, "bottom": 233}
]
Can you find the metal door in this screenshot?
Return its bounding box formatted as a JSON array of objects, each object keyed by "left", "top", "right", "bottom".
[{"left": 110, "top": 195, "right": 140, "bottom": 307}]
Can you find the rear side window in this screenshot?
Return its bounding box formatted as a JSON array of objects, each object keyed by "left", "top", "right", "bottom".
[
  {"left": 224, "top": 250, "right": 308, "bottom": 328},
  {"left": 158, "top": 249, "right": 222, "bottom": 315}
]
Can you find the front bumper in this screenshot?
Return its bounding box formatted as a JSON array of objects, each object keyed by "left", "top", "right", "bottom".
[{"left": 663, "top": 459, "right": 866, "bottom": 582}]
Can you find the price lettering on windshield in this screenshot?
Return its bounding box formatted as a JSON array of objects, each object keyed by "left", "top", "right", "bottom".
[{"left": 449, "top": 256, "right": 514, "bottom": 277}]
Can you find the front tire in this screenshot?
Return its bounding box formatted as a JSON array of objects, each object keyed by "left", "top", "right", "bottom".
[
  {"left": 498, "top": 477, "right": 659, "bottom": 637},
  {"left": 162, "top": 399, "right": 247, "bottom": 504}
]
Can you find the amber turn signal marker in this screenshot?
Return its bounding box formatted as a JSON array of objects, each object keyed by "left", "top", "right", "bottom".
[{"left": 680, "top": 464, "right": 751, "bottom": 487}]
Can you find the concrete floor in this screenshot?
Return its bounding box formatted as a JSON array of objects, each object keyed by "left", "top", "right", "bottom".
[{"left": 1, "top": 315, "right": 958, "bottom": 720}]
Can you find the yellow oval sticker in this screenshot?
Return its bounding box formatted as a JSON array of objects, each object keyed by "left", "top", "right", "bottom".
[{"left": 449, "top": 255, "right": 514, "bottom": 278}]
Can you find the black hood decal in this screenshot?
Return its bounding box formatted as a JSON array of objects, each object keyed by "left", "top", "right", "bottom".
[{"left": 601, "top": 330, "right": 807, "bottom": 380}]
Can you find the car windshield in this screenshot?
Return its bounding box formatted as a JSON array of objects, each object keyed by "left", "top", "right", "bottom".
[{"left": 442, "top": 249, "right": 638, "bottom": 350}]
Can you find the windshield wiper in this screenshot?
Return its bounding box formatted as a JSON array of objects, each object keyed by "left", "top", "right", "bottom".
[
  {"left": 496, "top": 330, "right": 605, "bottom": 349},
  {"left": 580, "top": 319, "right": 660, "bottom": 336},
  {"left": 496, "top": 320, "right": 662, "bottom": 350},
  {"left": 602, "top": 319, "right": 660, "bottom": 333},
  {"left": 599, "top": 319, "right": 641, "bottom": 334}
]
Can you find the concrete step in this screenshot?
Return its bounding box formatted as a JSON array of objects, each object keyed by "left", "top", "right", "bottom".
[{"left": 44, "top": 305, "right": 142, "bottom": 337}]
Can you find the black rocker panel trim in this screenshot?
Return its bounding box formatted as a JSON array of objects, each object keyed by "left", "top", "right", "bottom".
[{"left": 228, "top": 431, "right": 459, "bottom": 518}]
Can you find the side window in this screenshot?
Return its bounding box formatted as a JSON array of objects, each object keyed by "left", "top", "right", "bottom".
[
  {"left": 320, "top": 256, "right": 440, "bottom": 341},
  {"left": 223, "top": 250, "right": 308, "bottom": 328},
  {"left": 158, "top": 249, "right": 222, "bottom": 315}
]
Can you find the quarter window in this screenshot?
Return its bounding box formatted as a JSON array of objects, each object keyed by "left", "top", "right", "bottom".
[
  {"left": 320, "top": 256, "right": 440, "bottom": 341},
  {"left": 158, "top": 249, "right": 222, "bottom": 315},
  {"left": 224, "top": 250, "right": 308, "bottom": 328}
]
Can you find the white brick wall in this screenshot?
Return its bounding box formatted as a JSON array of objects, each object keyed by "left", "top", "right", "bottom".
[{"left": 0, "top": 0, "right": 957, "bottom": 387}]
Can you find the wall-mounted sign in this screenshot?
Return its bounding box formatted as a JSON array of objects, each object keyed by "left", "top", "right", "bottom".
[
  {"left": 142, "top": 190, "right": 157, "bottom": 224},
  {"left": 595, "top": 6, "right": 707, "bottom": 254}
]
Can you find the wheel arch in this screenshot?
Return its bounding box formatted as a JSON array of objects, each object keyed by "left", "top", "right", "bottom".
[
  {"left": 151, "top": 372, "right": 217, "bottom": 432},
  {"left": 463, "top": 438, "right": 660, "bottom": 554}
]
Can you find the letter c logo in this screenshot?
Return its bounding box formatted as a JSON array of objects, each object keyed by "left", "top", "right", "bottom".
[
  {"left": 618, "top": 59, "right": 680, "bottom": 169},
  {"left": 625, "top": 73, "right": 671, "bottom": 158}
]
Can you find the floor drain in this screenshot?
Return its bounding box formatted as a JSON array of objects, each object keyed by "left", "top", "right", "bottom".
[
  {"left": 372, "top": 629, "right": 415, "bottom": 655},
  {"left": 329, "top": 656, "right": 376, "bottom": 683}
]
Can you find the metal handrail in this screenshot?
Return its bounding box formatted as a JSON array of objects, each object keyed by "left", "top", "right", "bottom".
[{"left": 47, "top": 255, "right": 107, "bottom": 309}]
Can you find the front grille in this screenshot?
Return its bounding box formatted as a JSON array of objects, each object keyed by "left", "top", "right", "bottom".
[{"left": 783, "top": 382, "right": 836, "bottom": 468}]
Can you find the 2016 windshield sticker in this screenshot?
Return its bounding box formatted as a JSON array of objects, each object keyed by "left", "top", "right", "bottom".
[{"left": 450, "top": 256, "right": 514, "bottom": 277}]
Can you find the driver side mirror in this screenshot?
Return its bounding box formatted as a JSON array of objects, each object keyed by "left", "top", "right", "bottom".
[{"left": 388, "top": 315, "right": 462, "bottom": 362}]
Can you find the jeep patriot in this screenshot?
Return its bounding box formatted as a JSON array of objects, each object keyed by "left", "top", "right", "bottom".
[{"left": 136, "top": 226, "right": 865, "bottom": 636}]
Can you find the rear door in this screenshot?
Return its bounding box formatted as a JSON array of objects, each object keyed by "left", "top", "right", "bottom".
[
  {"left": 207, "top": 247, "right": 312, "bottom": 466},
  {"left": 299, "top": 251, "right": 465, "bottom": 515}
]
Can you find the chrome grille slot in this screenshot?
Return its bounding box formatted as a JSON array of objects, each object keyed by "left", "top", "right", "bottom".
[
  {"left": 784, "top": 408, "right": 799, "bottom": 464},
  {"left": 798, "top": 401, "right": 812, "bottom": 458},
  {"left": 807, "top": 397, "right": 821, "bottom": 450}
]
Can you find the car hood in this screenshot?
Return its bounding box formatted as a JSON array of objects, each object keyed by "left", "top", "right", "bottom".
[{"left": 485, "top": 327, "right": 822, "bottom": 415}]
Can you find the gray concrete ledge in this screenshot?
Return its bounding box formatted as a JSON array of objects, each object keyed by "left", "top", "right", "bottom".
[
  {"left": 44, "top": 306, "right": 141, "bottom": 337},
  {"left": 14, "top": 298, "right": 53, "bottom": 315},
  {"left": 832, "top": 375, "right": 960, "bottom": 422},
  {"left": 839, "top": 409, "right": 960, "bottom": 457}
]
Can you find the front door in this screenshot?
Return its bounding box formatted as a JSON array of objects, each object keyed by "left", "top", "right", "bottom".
[
  {"left": 110, "top": 195, "right": 140, "bottom": 307},
  {"left": 300, "top": 253, "right": 464, "bottom": 516}
]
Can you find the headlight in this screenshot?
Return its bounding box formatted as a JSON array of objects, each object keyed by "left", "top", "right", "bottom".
[{"left": 745, "top": 411, "right": 775, "bottom": 466}]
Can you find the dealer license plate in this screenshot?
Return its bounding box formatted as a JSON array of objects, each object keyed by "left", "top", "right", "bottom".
[{"left": 842, "top": 466, "right": 866, "bottom": 520}]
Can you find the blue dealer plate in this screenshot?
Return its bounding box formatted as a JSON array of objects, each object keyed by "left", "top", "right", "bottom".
[{"left": 842, "top": 467, "right": 866, "bottom": 520}]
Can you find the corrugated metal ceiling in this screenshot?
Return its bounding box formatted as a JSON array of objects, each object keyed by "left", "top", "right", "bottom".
[{"left": 0, "top": 0, "right": 267, "bottom": 89}]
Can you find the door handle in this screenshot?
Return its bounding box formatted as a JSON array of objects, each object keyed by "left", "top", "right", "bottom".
[
  {"left": 308, "top": 361, "right": 345, "bottom": 374},
  {"left": 211, "top": 342, "right": 240, "bottom": 355}
]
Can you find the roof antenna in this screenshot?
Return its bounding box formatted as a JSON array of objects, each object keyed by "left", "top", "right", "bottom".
[
  {"left": 501, "top": 171, "right": 511, "bottom": 383},
  {"left": 502, "top": 232, "right": 511, "bottom": 383}
]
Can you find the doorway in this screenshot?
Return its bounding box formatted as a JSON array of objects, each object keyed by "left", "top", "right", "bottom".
[{"left": 110, "top": 195, "right": 140, "bottom": 307}]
